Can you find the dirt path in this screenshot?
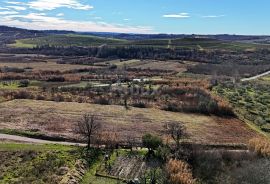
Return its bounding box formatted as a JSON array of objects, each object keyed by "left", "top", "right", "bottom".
[
  {"left": 167, "top": 39, "right": 172, "bottom": 49},
  {"left": 0, "top": 133, "right": 85, "bottom": 146},
  {"left": 241, "top": 70, "right": 270, "bottom": 82}
]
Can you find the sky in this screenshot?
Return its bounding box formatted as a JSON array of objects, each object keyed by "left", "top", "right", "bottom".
[{"left": 0, "top": 0, "right": 269, "bottom": 35}]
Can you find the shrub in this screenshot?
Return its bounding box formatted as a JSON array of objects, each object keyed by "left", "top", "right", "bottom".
[
  {"left": 142, "top": 133, "right": 162, "bottom": 152},
  {"left": 132, "top": 101, "right": 147, "bottom": 108},
  {"left": 19, "top": 79, "right": 30, "bottom": 87},
  {"left": 14, "top": 90, "right": 33, "bottom": 99},
  {"left": 47, "top": 76, "right": 65, "bottom": 82},
  {"left": 94, "top": 97, "right": 110, "bottom": 105},
  {"left": 109, "top": 64, "right": 117, "bottom": 70},
  {"left": 249, "top": 137, "right": 270, "bottom": 157},
  {"left": 166, "top": 159, "right": 196, "bottom": 184},
  {"left": 226, "top": 159, "right": 270, "bottom": 184}
]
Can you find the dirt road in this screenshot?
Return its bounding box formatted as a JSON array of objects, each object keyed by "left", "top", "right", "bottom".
[
  {"left": 0, "top": 133, "right": 85, "bottom": 146},
  {"left": 241, "top": 70, "right": 270, "bottom": 81}
]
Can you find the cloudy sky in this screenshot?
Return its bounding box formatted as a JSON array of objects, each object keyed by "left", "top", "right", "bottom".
[{"left": 0, "top": 0, "right": 269, "bottom": 34}]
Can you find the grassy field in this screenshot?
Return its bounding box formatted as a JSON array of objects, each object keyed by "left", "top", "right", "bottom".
[
  {"left": 0, "top": 142, "right": 125, "bottom": 184},
  {"left": 101, "top": 59, "right": 142, "bottom": 68},
  {"left": 0, "top": 61, "right": 98, "bottom": 72},
  {"left": 9, "top": 34, "right": 127, "bottom": 48},
  {"left": 59, "top": 81, "right": 109, "bottom": 89},
  {"left": 129, "top": 60, "right": 195, "bottom": 72},
  {"left": 0, "top": 81, "right": 19, "bottom": 89},
  {"left": 0, "top": 143, "right": 86, "bottom": 184},
  {"left": 0, "top": 99, "right": 258, "bottom": 145},
  {"left": 260, "top": 74, "right": 270, "bottom": 81},
  {"left": 170, "top": 38, "right": 260, "bottom": 50}
]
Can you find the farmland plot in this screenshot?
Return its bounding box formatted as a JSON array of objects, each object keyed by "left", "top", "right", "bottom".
[{"left": 0, "top": 99, "right": 258, "bottom": 145}]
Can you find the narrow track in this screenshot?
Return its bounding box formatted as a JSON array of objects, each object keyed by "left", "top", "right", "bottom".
[
  {"left": 0, "top": 133, "right": 85, "bottom": 146},
  {"left": 241, "top": 70, "right": 270, "bottom": 81}
]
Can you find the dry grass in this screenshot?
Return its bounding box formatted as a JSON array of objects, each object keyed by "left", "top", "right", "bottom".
[
  {"left": 249, "top": 137, "right": 270, "bottom": 157},
  {"left": 130, "top": 60, "right": 195, "bottom": 72},
  {"left": 0, "top": 99, "right": 258, "bottom": 145},
  {"left": 0, "top": 61, "right": 97, "bottom": 72},
  {"left": 166, "top": 159, "right": 196, "bottom": 184}
]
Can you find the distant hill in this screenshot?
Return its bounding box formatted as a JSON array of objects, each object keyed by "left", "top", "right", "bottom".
[
  {"left": 0, "top": 26, "right": 46, "bottom": 47},
  {"left": 1, "top": 25, "right": 270, "bottom": 49},
  {"left": 76, "top": 32, "right": 270, "bottom": 42}
]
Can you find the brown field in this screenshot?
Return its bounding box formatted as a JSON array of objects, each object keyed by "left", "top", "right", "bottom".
[
  {"left": 130, "top": 60, "right": 196, "bottom": 72},
  {"left": 0, "top": 61, "right": 97, "bottom": 72},
  {"left": 100, "top": 59, "right": 195, "bottom": 72},
  {"left": 0, "top": 99, "right": 258, "bottom": 145}
]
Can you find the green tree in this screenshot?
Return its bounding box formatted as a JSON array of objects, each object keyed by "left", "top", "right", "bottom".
[{"left": 142, "top": 133, "right": 162, "bottom": 152}]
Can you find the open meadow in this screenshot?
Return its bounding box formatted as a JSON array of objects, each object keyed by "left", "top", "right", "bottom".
[
  {"left": 0, "top": 99, "right": 258, "bottom": 146},
  {"left": 0, "top": 61, "right": 98, "bottom": 72}
]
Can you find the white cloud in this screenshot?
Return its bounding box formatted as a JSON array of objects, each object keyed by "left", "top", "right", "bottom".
[
  {"left": 27, "top": 0, "right": 93, "bottom": 11},
  {"left": 1, "top": 13, "right": 153, "bottom": 33},
  {"left": 0, "top": 10, "right": 18, "bottom": 15},
  {"left": 5, "top": 1, "right": 25, "bottom": 5},
  {"left": 163, "top": 13, "right": 190, "bottom": 18},
  {"left": 202, "top": 15, "right": 226, "bottom": 18},
  {"left": 0, "top": 7, "right": 10, "bottom": 10},
  {"left": 6, "top": 6, "right": 26, "bottom": 11},
  {"left": 56, "top": 13, "right": 64, "bottom": 16},
  {"left": 93, "top": 16, "right": 102, "bottom": 20},
  {"left": 124, "top": 18, "right": 130, "bottom": 21}
]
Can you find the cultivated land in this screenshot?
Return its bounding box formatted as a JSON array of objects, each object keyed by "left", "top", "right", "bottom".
[
  {"left": 129, "top": 60, "right": 194, "bottom": 73},
  {"left": 0, "top": 61, "right": 97, "bottom": 72},
  {"left": 0, "top": 99, "right": 258, "bottom": 145}
]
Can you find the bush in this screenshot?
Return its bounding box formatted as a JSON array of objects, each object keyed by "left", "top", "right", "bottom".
[
  {"left": 142, "top": 133, "right": 162, "bottom": 152},
  {"left": 19, "top": 80, "right": 30, "bottom": 87},
  {"left": 166, "top": 159, "right": 196, "bottom": 184},
  {"left": 14, "top": 91, "right": 33, "bottom": 99},
  {"left": 47, "top": 76, "right": 65, "bottom": 82},
  {"left": 109, "top": 64, "right": 117, "bottom": 70},
  {"left": 226, "top": 159, "right": 270, "bottom": 184},
  {"left": 249, "top": 138, "right": 270, "bottom": 157},
  {"left": 132, "top": 101, "right": 147, "bottom": 108},
  {"left": 94, "top": 97, "right": 110, "bottom": 105}
]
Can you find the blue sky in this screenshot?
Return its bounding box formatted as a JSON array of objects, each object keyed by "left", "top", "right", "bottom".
[{"left": 0, "top": 0, "right": 269, "bottom": 34}]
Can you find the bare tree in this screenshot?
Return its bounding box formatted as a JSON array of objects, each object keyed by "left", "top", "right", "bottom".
[
  {"left": 164, "top": 122, "right": 186, "bottom": 149},
  {"left": 77, "top": 114, "right": 101, "bottom": 150}
]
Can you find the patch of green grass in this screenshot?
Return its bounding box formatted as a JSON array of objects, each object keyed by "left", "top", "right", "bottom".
[
  {"left": 81, "top": 149, "right": 124, "bottom": 184},
  {"left": 0, "top": 129, "right": 67, "bottom": 142},
  {"left": 82, "top": 175, "right": 124, "bottom": 184},
  {"left": 0, "top": 143, "right": 75, "bottom": 152},
  {"left": 9, "top": 39, "right": 36, "bottom": 48},
  {"left": 60, "top": 81, "right": 109, "bottom": 89},
  {"left": 0, "top": 80, "right": 39, "bottom": 90},
  {"left": 0, "top": 144, "right": 81, "bottom": 183},
  {"left": 0, "top": 82, "right": 19, "bottom": 89},
  {"left": 261, "top": 75, "right": 270, "bottom": 81},
  {"left": 10, "top": 34, "right": 128, "bottom": 48}
]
